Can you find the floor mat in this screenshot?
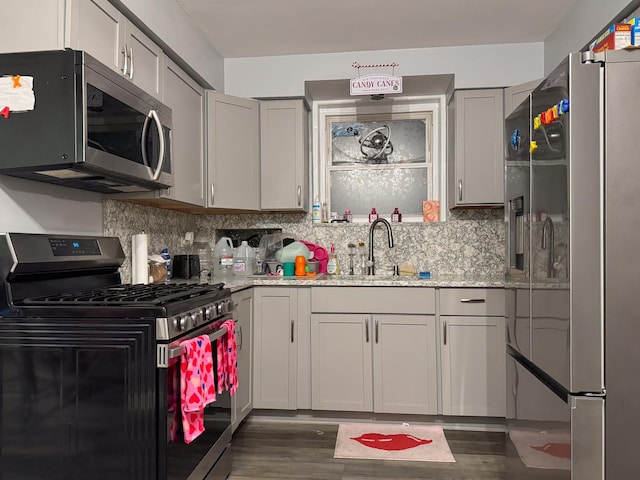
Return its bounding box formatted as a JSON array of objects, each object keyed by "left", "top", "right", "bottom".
[{"left": 333, "top": 423, "right": 456, "bottom": 462}]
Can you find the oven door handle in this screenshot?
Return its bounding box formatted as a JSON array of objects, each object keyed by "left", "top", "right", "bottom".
[{"left": 157, "top": 325, "right": 228, "bottom": 368}]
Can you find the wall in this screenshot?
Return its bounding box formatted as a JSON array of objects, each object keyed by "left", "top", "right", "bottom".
[
  {"left": 103, "top": 200, "right": 198, "bottom": 282},
  {"left": 224, "top": 42, "right": 545, "bottom": 98},
  {"left": 0, "top": 176, "right": 103, "bottom": 235},
  {"left": 544, "top": 0, "right": 640, "bottom": 74}
]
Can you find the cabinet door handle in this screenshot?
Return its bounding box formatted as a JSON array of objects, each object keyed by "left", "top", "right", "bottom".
[
  {"left": 210, "top": 183, "right": 215, "bottom": 206},
  {"left": 121, "top": 45, "right": 128, "bottom": 75},
  {"left": 365, "top": 318, "right": 369, "bottom": 343},
  {"left": 237, "top": 325, "right": 243, "bottom": 350},
  {"left": 128, "top": 47, "right": 134, "bottom": 79},
  {"left": 458, "top": 179, "right": 463, "bottom": 202},
  {"left": 460, "top": 298, "right": 486, "bottom": 303},
  {"left": 297, "top": 185, "right": 301, "bottom": 206},
  {"left": 375, "top": 320, "right": 379, "bottom": 344},
  {"left": 291, "top": 320, "right": 294, "bottom": 343},
  {"left": 443, "top": 320, "right": 447, "bottom": 345}
]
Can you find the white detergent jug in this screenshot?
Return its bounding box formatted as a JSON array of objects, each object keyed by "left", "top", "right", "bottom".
[
  {"left": 233, "top": 241, "right": 256, "bottom": 276},
  {"left": 213, "top": 237, "right": 234, "bottom": 277}
]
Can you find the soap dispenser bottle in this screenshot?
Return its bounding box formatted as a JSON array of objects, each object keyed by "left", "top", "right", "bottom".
[
  {"left": 326, "top": 243, "right": 340, "bottom": 275},
  {"left": 368, "top": 208, "right": 379, "bottom": 223}
]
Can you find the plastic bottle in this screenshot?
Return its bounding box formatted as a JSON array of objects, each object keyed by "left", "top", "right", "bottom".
[
  {"left": 213, "top": 237, "right": 234, "bottom": 277},
  {"left": 233, "top": 241, "right": 256, "bottom": 276},
  {"left": 312, "top": 196, "right": 321, "bottom": 223},
  {"left": 326, "top": 243, "right": 340, "bottom": 275},
  {"left": 161, "top": 248, "right": 172, "bottom": 281},
  {"left": 294, "top": 255, "right": 307, "bottom": 276},
  {"left": 391, "top": 207, "right": 402, "bottom": 223},
  {"left": 343, "top": 208, "right": 353, "bottom": 223},
  {"left": 368, "top": 208, "right": 379, "bottom": 223},
  {"left": 193, "top": 240, "right": 212, "bottom": 277},
  {"left": 321, "top": 202, "right": 329, "bottom": 223}
]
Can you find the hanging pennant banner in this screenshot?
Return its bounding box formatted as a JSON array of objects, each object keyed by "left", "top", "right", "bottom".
[{"left": 350, "top": 74, "right": 403, "bottom": 96}]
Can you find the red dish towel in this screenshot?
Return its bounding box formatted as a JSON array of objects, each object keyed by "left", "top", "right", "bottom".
[
  {"left": 180, "top": 334, "right": 216, "bottom": 444},
  {"left": 217, "top": 320, "right": 238, "bottom": 396}
]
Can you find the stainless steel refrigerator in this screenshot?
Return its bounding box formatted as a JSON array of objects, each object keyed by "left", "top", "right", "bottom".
[{"left": 504, "top": 49, "right": 640, "bottom": 480}]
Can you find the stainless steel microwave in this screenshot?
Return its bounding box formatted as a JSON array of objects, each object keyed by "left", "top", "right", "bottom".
[{"left": 0, "top": 49, "right": 172, "bottom": 193}]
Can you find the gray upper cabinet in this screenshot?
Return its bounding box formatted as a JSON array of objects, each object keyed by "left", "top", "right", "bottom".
[
  {"left": 70, "top": 0, "right": 164, "bottom": 99},
  {"left": 162, "top": 59, "right": 205, "bottom": 206},
  {"left": 206, "top": 92, "right": 260, "bottom": 210},
  {"left": 448, "top": 89, "right": 504, "bottom": 208},
  {"left": 504, "top": 78, "right": 541, "bottom": 118},
  {"left": 260, "top": 100, "right": 309, "bottom": 211},
  {"left": 1, "top": 0, "right": 164, "bottom": 100},
  {"left": 120, "top": 21, "right": 164, "bottom": 99}
]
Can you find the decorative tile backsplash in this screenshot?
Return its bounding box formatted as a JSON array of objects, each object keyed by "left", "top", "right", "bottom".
[{"left": 105, "top": 200, "right": 506, "bottom": 283}]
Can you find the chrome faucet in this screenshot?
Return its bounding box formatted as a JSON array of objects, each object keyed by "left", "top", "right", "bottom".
[
  {"left": 541, "top": 216, "right": 555, "bottom": 278},
  {"left": 367, "top": 218, "right": 394, "bottom": 275}
]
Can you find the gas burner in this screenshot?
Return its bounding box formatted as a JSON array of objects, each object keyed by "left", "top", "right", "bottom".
[{"left": 22, "top": 282, "right": 225, "bottom": 307}]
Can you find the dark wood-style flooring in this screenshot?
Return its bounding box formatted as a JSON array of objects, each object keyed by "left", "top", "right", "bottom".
[{"left": 228, "top": 421, "right": 509, "bottom": 480}]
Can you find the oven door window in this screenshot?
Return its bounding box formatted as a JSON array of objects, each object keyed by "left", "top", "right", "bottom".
[
  {"left": 162, "top": 338, "right": 231, "bottom": 480},
  {"left": 86, "top": 84, "right": 171, "bottom": 175}
]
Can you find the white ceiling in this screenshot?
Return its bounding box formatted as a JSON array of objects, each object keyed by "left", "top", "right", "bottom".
[{"left": 176, "top": 0, "right": 581, "bottom": 58}]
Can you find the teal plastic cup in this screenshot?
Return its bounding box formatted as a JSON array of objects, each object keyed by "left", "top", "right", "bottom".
[{"left": 283, "top": 262, "right": 295, "bottom": 276}]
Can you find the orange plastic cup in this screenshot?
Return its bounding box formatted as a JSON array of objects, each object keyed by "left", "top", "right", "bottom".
[{"left": 294, "top": 255, "right": 307, "bottom": 276}]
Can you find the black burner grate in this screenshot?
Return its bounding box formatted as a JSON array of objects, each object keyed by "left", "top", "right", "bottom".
[{"left": 22, "top": 282, "right": 225, "bottom": 307}]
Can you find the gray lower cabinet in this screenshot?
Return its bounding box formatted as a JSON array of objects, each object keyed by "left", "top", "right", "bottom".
[
  {"left": 448, "top": 89, "right": 504, "bottom": 208},
  {"left": 232, "top": 288, "right": 253, "bottom": 432},
  {"left": 311, "top": 313, "right": 437, "bottom": 414},
  {"left": 439, "top": 288, "right": 506, "bottom": 417},
  {"left": 252, "top": 287, "right": 298, "bottom": 409},
  {"left": 310, "top": 287, "right": 438, "bottom": 414},
  {"left": 206, "top": 92, "right": 260, "bottom": 210}
]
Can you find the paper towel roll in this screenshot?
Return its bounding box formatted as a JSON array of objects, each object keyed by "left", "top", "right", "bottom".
[{"left": 132, "top": 233, "right": 149, "bottom": 284}]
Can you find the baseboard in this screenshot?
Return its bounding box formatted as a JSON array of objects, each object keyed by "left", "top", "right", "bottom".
[{"left": 243, "top": 409, "right": 506, "bottom": 432}]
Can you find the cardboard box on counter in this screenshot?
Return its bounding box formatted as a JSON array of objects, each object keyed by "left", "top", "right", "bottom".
[{"left": 591, "top": 23, "right": 631, "bottom": 52}]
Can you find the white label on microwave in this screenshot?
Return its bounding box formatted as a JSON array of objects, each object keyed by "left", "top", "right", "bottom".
[{"left": 0, "top": 75, "right": 35, "bottom": 112}]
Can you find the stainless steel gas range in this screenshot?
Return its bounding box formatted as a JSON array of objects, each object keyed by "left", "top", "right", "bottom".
[{"left": 0, "top": 233, "right": 233, "bottom": 480}]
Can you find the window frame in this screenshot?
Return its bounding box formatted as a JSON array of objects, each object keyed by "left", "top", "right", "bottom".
[{"left": 312, "top": 95, "right": 447, "bottom": 223}]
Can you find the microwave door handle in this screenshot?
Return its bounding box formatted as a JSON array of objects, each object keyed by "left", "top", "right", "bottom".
[
  {"left": 140, "top": 110, "right": 166, "bottom": 180},
  {"left": 149, "top": 110, "right": 166, "bottom": 181},
  {"left": 141, "top": 113, "right": 152, "bottom": 167}
]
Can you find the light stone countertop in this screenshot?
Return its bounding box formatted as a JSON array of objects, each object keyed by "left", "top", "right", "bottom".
[{"left": 212, "top": 274, "right": 507, "bottom": 293}]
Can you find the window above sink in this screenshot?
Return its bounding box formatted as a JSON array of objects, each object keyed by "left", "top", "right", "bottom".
[{"left": 314, "top": 96, "right": 446, "bottom": 223}]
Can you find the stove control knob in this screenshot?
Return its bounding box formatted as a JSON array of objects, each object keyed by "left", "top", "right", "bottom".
[
  {"left": 205, "top": 306, "right": 214, "bottom": 320},
  {"left": 226, "top": 299, "right": 235, "bottom": 313},
  {"left": 217, "top": 302, "right": 225, "bottom": 315},
  {"left": 191, "top": 311, "right": 200, "bottom": 326},
  {"left": 178, "top": 315, "right": 189, "bottom": 331}
]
